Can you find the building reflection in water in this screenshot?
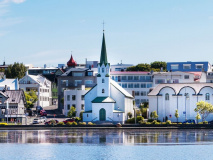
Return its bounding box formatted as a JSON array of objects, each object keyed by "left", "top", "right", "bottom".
[{"left": 0, "top": 129, "right": 213, "bottom": 144}]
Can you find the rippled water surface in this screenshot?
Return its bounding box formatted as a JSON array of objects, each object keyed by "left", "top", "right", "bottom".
[{"left": 0, "top": 129, "right": 213, "bottom": 160}]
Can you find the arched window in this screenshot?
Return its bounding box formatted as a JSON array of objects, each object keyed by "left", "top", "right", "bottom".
[
  {"left": 206, "top": 93, "right": 210, "bottom": 100},
  {"left": 102, "top": 79, "right": 105, "bottom": 83},
  {"left": 102, "top": 89, "right": 105, "bottom": 93},
  {"left": 165, "top": 93, "right": 169, "bottom": 100}
]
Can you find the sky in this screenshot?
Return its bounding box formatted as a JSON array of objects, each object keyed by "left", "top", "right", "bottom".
[{"left": 1, "top": 0, "right": 213, "bottom": 67}]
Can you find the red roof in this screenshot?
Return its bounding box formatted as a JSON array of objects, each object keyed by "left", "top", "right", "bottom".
[{"left": 67, "top": 55, "right": 77, "bottom": 67}]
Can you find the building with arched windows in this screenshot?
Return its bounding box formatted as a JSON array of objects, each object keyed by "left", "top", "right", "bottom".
[
  {"left": 83, "top": 32, "right": 134, "bottom": 124},
  {"left": 148, "top": 83, "right": 213, "bottom": 122}
]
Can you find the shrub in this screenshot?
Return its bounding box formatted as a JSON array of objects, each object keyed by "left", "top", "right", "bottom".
[
  {"left": 57, "top": 122, "right": 65, "bottom": 126},
  {"left": 166, "top": 120, "right": 171, "bottom": 124},
  {"left": 178, "top": 122, "right": 182, "bottom": 124},
  {"left": 203, "top": 121, "right": 208, "bottom": 124},
  {"left": 75, "top": 117, "right": 80, "bottom": 122},
  {"left": 161, "top": 122, "right": 166, "bottom": 125},
  {"left": 146, "top": 122, "right": 152, "bottom": 124},
  {"left": 79, "top": 122, "right": 86, "bottom": 125},
  {"left": 49, "top": 120, "right": 57, "bottom": 125},
  {"left": 152, "top": 120, "right": 160, "bottom": 124},
  {"left": 147, "top": 119, "right": 154, "bottom": 122},
  {"left": 126, "top": 118, "right": 135, "bottom": 124},
  {"left": 139, "top": 120, "right": 146, "bottom": 124},
  {"left": 137, "top": 116, "right": 144, "bottom": 122},
  {"left": 72, "top": 122, "right": 78, "bottom": 125},
  {"left": 198, "top": 122, "right": 203, "bottom": 124},
  {"left": 0, "top": 123, "right": 8, "bottom": 125},
  {"left": 88, "top": 122, "right": 94, "bottom": 125},
  {"left": 66, "top": 122, "right": 73, "bottom": 126}
]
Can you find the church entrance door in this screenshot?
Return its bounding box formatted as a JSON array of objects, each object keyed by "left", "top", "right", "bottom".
[{"left": 99, "top": 108, "right": 106, "bottom": 121}]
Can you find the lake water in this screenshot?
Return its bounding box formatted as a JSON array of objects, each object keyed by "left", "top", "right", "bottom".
[{"left": 0, "top": 129, "right": 213, "bottom": 160}]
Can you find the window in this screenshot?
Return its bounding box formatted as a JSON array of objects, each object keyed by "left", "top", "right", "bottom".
[
  {"left": 173, "top": 79, "right": 179, "bottom": 83},
  {"left": 72, "top": 104, "right": 76, "bottom": 108},
  {"left": 81, "top": 104, "right": 84, "bottom": 110},
  {"left": 206, "top": 93, "right": 210, "bottom": 100},
  {"left": 81, "top": 95, "right": 84, "bottom": 100},
  {"left": 196, "top": 64, "right": 203, "bottom": 69},
  {"left": 122, "top": 76, "right": 127, "bottom": 80},
  {"left": 165, "top": 93, "right": 169, "bottom": 100},
  {"left": 128, "top": 83, "right": 133, "bottom": 88},
  {"left": 87, "top": 72, "right": 93, "bottom": 76},
  {"left": 171, "top": 65, "right": 179, "bottom": 70},
  {"left": 183, "top": 64, "right": 191, "bottom": 69},
  {"left": 67, "top": 95, "right": 70, "bottom": 101},
  {"left": 102, "top": 79, "right": 105, "bottom": 83},
  {"left": 184, "top": 75, "right": 189, "bottom": 79},
  {"left": 140, "top": 76, "right": 145, "bottom": 80},
  {"left": 141, "top": 83, "right": 146, "bottom": 88},
  {"left": 141, "top": 91, "right": 146, "bottom": 96},
  {"left": 111, "top": 76, "right": 114, "bottom": 80},
  {"left": 135, "top": 99, "right": 140, "bottom": 104},
  {"left": 102, "top": 68, "right": 104, "bottom": 73},
  {"left": 122, "top": 83, "right": 127, "bottom": 88},
  {"left": 146, "top": 76, "right": 151, "bottom": 80},
  {"left": 128, "top": 76, "right": 133, "bottom": 80},
  {"left": 75, "top": 80, "right": 82, "bottom": 86},
  {"left": 147, "top": 83, "right": 152, "bottom": 88},
  {"left": 73, "top": 73, "right": 83, "bottom": 76},
  {"left": 134, "top": 83, "right": 140, "bottom": 88},
  {"left": 67, "top": 104, "right": 70, "bottom": 110},
  {"left": 85, "top": 80, "right": 93, "bottom": 84},
  {"left": 61, "top": 80, "right": 68, "bottom": 86},
  {"left": 72, "top": 95, "right": 76, "bottom": 100},
  {"left": 102, "top": 89, "right": 105, "bottom": 93},
  {"left": 135, "top": 91, "right": 140, "bottom": 96},
  {"left": 155, "top": 79, "right": 165, "bottom": 84},
  {"left": 134, "top": 76, "right": 139, "bottom": 80},
  {"left": 141, "top": 99, "right": 146, "bottom": 103}
]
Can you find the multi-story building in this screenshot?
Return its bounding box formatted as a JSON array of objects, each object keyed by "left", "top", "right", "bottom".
[
  {"left": 110, "top": 71, "right": 152, "bottom": 106},
  {"left": 110, "top": 63, "right": 133, "bottom": 72},
  {"left": 167, "top": 61, "right": 212, "bottom": 72},
  {"left": 63, "top": 85, "right": 88, "bottom": 117},
  {"left": 19, "top": 74, "right": 51, "bottom": 107}
]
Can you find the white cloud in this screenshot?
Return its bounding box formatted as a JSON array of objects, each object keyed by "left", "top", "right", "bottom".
[{"left": 0, "top": 0, "right": 26, "bottom": 4}]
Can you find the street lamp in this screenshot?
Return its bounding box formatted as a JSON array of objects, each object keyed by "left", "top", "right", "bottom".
[{"left": 184, "top": 93, "right": 189, "bottom": 121}]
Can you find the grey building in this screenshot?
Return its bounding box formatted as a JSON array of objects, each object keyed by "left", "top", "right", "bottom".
[{"left": 57, "top": 68, "right": 97, "bottom": 112}]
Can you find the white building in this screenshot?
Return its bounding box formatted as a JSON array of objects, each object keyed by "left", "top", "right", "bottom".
[
  {"left": 0, "top": 77, "right": 19, "bottom": 90},
  {"left": 63, "top": 85, "right": 88, "bottom": 117},
  {"left": 83, "top": 32, "right": 134, "bottom": 124},
  {"left": 19, "top": 74, "right": 51, "bottom": 107},
  {"left": 148, "top": 83, "right": 213, "bottom": 122},
  {"left": 110, "top": 63, "right": 133, "bottom": 72}
]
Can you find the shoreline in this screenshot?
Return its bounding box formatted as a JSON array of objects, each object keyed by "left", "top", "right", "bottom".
[{"left": 0, "top": 124, "right": 213, "bottom": 130}]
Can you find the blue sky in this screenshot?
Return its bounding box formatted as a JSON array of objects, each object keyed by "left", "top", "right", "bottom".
[{"left": 1, "top": 0, "right": 213, "bottom": 67}]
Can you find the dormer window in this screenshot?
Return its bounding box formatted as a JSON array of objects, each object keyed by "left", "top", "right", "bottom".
[
  {"left": 102, "top": 79, "right": 105, "bottom": 83},
  {"left": 102, "top": 89, "right": 105, "bottom": 93}
]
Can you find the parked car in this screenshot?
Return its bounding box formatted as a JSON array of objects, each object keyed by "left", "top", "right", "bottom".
[
  {"left": 33, "top": 118, "right": 42, "bottom": 124},
  {"left": 182, "top": 119, "right": 195, "bottom": 124},
  {"left": 36, "top": 106, "right": 43, "bottom": 113},
  {"left": 63, "top": 118, "right": 75, "bottom": 124},
  {"left": 40, "top": 111, "right": 47, "bottom": 116},
  {"left": 40, "top": 116, "right": 47, "bottom": 123},
  {"left": 45, "top": 120, "right": 59, "bottom": 125}
]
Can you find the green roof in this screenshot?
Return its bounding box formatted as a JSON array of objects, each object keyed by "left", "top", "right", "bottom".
[
  {"left": 92, "top": 97, "right": 116, "bottom": 103},
  {"left": 100, "top": 32, "right": 108, "bottom": 66}
]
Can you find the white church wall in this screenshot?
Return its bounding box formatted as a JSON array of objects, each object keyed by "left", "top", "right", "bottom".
[
  {"left": 124, "top": 98, "right": 134, "bottom": 120},
  {"left": 84, "top": 86, "right": 97, "bottom": 111},
  {"left": 113, "top": 113, "right": 124, "bottom": 124},
  {"left": 110, "top": 84, "right": 125, "bottom": 111},
  {"left": 83, "top": 113, "right": 92, "bottom": 122},
  {"left": 92, "top": 103, "right": 114, "bottom": 121}
]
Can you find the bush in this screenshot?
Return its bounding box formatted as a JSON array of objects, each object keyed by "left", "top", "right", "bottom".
[
  {"left": 49, "top": 120, "right": 57, "bottom": 125},
  {"left": 147, "top": 119, "right": 154, "bottom": 122},
  {"left": 57, "top": 122, "right": 65, "bottom": 126},
  {"left": 66, "top": 122, "right": 73, "bottom": 126},
  {"left": 126, "top": 118, "right": 135, "bottom": 124},
  {"left": 145, "top": 122, "right": 152, "bottom": 124},
  {"left": 126, "top": 117, "right": 144, "bottom": 124},
  {"left": 198, "top": 122, "right": 203, "bottom": 124},
  {"left": 0, "top": 123, "right": 8, "bottom": 125},
  {"left": 79, "top": 122, "right": 86, "bottom": 125},
  {"left": 139, "top": 120, "right": 146, "bottom": 124},
  {"left": 166, "top": 120, "right": 171, "bottom": 124},
  {"left": 161, "top": 122, "right": 166, "bottom": 125},
  {"left": 88, "top": 122, "right": 94, "bottom": 125},
  {"left": 137, "top": 116, "right": 144, "bottom": 122},
  {"left": 72, "top": 122, "right": 78, "bottom": 125},
  {"left": 203, "top": 121, "right": 208, "bottom": 124},
  {"left": 75, "top": 117, "right": 80, "bottom": 122},
  {"left": 178, "top": 122, "right": 182, "bottom": 124},
  {"left": 152, "top": 120, "right": 160, "bottom": 124}
]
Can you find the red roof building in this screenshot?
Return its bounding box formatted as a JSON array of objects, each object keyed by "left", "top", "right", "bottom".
[{"left": 67, "top": 55, "right": 77, "bottom": 67}]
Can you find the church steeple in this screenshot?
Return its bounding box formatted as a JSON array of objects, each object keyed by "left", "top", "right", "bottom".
[
  {"left": 100, "top": 32, "right": 108, "bottom": 66},
  {"left": 67, "top": 54, "right": 77, "bottom": 68}
]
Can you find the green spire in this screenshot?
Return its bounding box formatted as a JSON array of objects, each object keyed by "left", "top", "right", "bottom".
[{"left": 100, "top": 32, "right": 108, "bottom": 65}]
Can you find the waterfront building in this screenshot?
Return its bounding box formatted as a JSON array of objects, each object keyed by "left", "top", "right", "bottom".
[
  {"left": 167, "top": 61, "right": 212, "bottom": 72},
  {"left": 83, "top": 32, "right": 134, "bottom": 124},
  {"left": 19, "top": 73, "right": 51, "bottom": 107},
  {"left": 63, "top": 85, "right": 88, "bottom": 117},
  {"left": 148, "top": 83, "right": 213, "bottom": 122},
  {"left": 0, "top": 89, "right": 26, "bottom": 124}
]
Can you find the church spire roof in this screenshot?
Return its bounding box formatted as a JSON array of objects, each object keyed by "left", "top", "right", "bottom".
[
  {"left": 100, "top": 32, "right": 108, "bottom": 65},
  {"left": 67, "top": 54, "right": 77, "bottom": 67}
]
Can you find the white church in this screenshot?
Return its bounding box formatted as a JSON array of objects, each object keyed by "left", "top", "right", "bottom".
[{"left": 83, "top": 32, "right": 134, "bottom": 124}]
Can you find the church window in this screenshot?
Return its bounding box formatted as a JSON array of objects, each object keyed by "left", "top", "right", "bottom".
[
  {"left": 102, "top": 89, "right": 105, "bottom": 93},
  {"left": 206, "top": 93, "right": 210, "bottom": 100},
  {"left": 87, "top": 114, "right": 88, "bottom": 117},
  {"left": 165, "top": 93, "right": 169, "bottom": 100},
  {"left": 106, "top": 68, "right": 109, "bottom": 73},
  {"left": 102, "top": 68, "right": 104, "bottom": 73},
  {"left": 102, "top": 79, "right": 105, "bottom": 83}
]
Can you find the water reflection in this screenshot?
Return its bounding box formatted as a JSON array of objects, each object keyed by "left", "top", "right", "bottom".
[{"left": 0, "top": 129, "right": 213, "bottom": 144}]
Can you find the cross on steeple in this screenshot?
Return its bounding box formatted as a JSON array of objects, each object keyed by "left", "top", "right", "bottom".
[{"left": 102, "top": 21, "right": 105, "bottom": 32}]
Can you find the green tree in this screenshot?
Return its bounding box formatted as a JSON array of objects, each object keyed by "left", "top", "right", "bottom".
[
  {"left": 67, "top": 106, "right": 76, "bottom": 118},
  {"left": 175, "top": 110, "right": 179, "bottom": 122},
  {"left": 4, "top": 62, "right": 27, "bottom": 79},
  {"left": 127, "top": 63, "right": 151, "bottom": 71},
  {"left": 150, "top": 111, "right": 158, "bottom": 120},
  {"left": 195, "top": 112, "right": 201, "bottom": 124},
  {"left": 150, "top": 61, "right": 167, "bottom": 71},
  {"left": 194, "top": 101, "right": 213, "bottom": 121},
  {"left": 79, "top": 111, "right": 83, "bottom": 120},
  {"left": 24, "top": 90, "right": 38, "bottom": 108},
  {"left": 127, "top": 112, "right": 133, "bottom": 119}
]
